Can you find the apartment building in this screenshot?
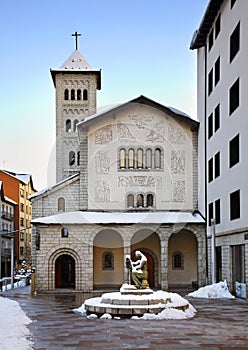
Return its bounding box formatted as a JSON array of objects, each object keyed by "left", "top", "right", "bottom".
[{"left": 191, "top": 0, "right": 247, "bottom": 298}]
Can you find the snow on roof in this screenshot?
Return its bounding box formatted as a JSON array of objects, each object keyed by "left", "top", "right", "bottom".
[
  {"left": 0, "top": 170, "right": 32, "bottom": 185},
  {"left": 59, "top": 49, "right": 93, "bottom": 71},
  {"left": 32, "top": 210, "right": 205, "bottom": 225}
]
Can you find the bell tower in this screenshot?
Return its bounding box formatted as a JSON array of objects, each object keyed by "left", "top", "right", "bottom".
[{"left": 50, "top": 32, "right": 101, "bottom": 182}]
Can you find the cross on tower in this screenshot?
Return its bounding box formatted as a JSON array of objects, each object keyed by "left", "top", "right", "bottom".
[{"left": 72, "top": 31, "right": 81, "bottom": 50}]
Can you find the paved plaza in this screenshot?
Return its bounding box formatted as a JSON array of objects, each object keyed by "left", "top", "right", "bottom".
[{"left": 3, "top": 286, "right": 248, "bottom": 349}]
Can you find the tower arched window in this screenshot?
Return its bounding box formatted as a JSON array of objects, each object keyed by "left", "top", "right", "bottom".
[
  {"left": 71, "top": 89, "right": 75, "bottom": 100},
  {"left": 154, "top": 148, "right": 162, "bottom": 169},
  {"left": 127, "top": 194, "right": 134, "bottom": 208},
  {"left": 120, "top": 148, "right": 126, "bottom": 169},
  {"left": 137, "top": 148, "right": 143, "bottom": 169},
  {"left": 66, "top": 119, "right": 72, "bottom": 133},
  {"left": 146, "top": 148, "right": 152, "bottom": 169},
  {"left": 69, "top": 151, "right": 75, "bottom": 166},
  {"left": 128, "top": 149, "right": 135, "bottom": 168},
  {"left": 73, "top": 119, "right": 79, "bottom": 132},
  {"left": 146, "top": 194, "right": 154, "bottom": 207},
  {"left": 58, "top": 197, "right": 65, "bottom": 212},
  {"left": 83, "top": 89, "right": 88, "bottom": 100},
  {"left": 77, "top": 89, "right": 81, "bottom": 100},
  {"left": 137, "top": 194, "right": 144, "bottom": 207},
  {"left": 64, "top": 89, "right": 69, "bottom": 100}
]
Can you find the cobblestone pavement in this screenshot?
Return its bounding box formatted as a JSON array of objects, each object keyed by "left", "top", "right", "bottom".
[{"left": 3, "top": 287, "right": 248, "bottom": 349}]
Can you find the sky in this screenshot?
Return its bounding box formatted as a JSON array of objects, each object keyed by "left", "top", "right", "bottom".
[{"left": 0, "top": 0, "right": 209, "bottom": 190}]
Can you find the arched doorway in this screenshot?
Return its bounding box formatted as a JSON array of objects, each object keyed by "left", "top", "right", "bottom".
[
  {"left": 55, "top": 254, "right": 75, "bottom": 289},
  {"left": 168, "top": 230, "right": 198, "bottom": 289}
]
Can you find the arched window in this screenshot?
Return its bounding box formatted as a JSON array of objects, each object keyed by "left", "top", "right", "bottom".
[
  {"left": 71, "top": 89, "right": 75, "bottom": 100},
  {"left": 73, "top": 119, "right": 79, "bottom": 132},
  {"left": 154, "top": 148, "right": 162, "bottom": 169},
  {"left": 172, "top": 252, "right": 184, "bottom": 269},
  {"left": 77, "top": 89, "right": 81, "bottom": 100},
  {"left": 77, "top": 151, "right": 80, "bottom": 166},
  {"left": 137, "top": 148, "right": 143, "bottom": 169},
  {"left": 120, "top": 148, "right": 126, "bottom": 169},
  {"left": 64, "top": 89, "right": 69, "bottom": 100},
  {"left": 102, "top": 252, "right": 114, "bottom": 270},
  {"left": 61, "top": 227, "right": 69, "bottom": 238},
  {"left": 146, "top": 194, "right": 154, "bottom": 207},
  {"left": 146, "top": 148, "right": 152, "bottom": 169},
  {"left": 137, "top": 194, "right": 144, "bottom": 207},
  {"left": 69, "top": 151, "right": 75, "bottom": 166},
  {"left": 83, "top": 89, "right": 88, "bottom": 100},
  {"left": 66, "top": 119, "right": 71, "bottom": 133},
  {"left": 127, "top": 194, "right": 134, "bottom": 208},
  {"left": 128, "top": 149, "right": 135, "bottom": 168},
  {"left": 58, "top": 197, "right": 65, "bottom": 212}
]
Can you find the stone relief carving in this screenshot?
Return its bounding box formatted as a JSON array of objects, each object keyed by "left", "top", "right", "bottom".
[
  {"left": 172, "top": 180, "right": 186, "bottom": 202},
  {"left": 95, "top": 151, "right": 110, "bottom": 174},
  {"left": 117, "top": 122, "right": 135, "bottom": 141},
  {"left": 95, "top": 125, "right": 113, "bottom": 144},
  {"left": 95, "top": 181, "right": 110, "bottom": 202},
  {"left": 146, "top": 122, "right": 165, "bottom": 143},
  {"left": 129, "top": 114, "right": 153, "bottom": 129},
  {"left": 118, "top": 175, "right": 162, "bottom": 188},
  {"left": 168, "top": 124, "right": 186, "bottom": 144},
  {"left": 171, "top": 150, "right": 185, "bottom": 175}
]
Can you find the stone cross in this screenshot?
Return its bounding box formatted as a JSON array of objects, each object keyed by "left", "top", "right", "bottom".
[{"left": 72, "top": 31, "right": 81, "bottom": 50}]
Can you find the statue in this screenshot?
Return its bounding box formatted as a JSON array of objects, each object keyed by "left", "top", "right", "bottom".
[{"left": 125, "top": 250, "right": 149, "bottom": 289}]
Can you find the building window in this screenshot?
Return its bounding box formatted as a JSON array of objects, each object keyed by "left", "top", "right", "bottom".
[
  {"left": 137, "top": 148, "right": 143, "bottom": 169},
  {"left": 128, "top": 149, "right": 135, "bottom": 169},
  {"left": 229, "top": 78, "right": 239, "bottom": 115},
  {"left": 215, "top": 14, "right": 221, "bottom": 39},
  {"left": 214, "top": 104, "right": 220, "bottom": 132},
  {"left": 137, "top": 194, "right": 144, "bottom": 207},
  {"left": 215, "top": 152, "right": 220, "bottom": 178},
  {"left": 146, "top": 193, "right": 154, "bottom": 207},
  {"left": 229, "top": 134, "right": 239, "bottom": 168},
  {"left": 73, "top": 119, "right": 79, "bottom": 132},
  {"left": 71, "top": 89, "right": 75, "bottom": 100},
  {"left": 209, "top": 202, "right": 214, "bottom": 226},
  {"left": 58, "top": 197, "right": 65, "bottom": 212},
  {"left": 231, "top": 0, "right": 236, "bottom": 8},
  {"left": 230, "top": 22, "right": 240, "bottom": 63},
  {"left": 35, "top": 231, "right": 40, "bottom": 250},
  {"left": 119, "top": 149, "right": 126, "bottom": 169},
  {"left": 208, "top": 113, "right": 213, "bottom": 139},
  {"left": 146, "top": 148, "right": 152, "bottom": 169},
  {"left": 102, "top": 252, "right": 114, "bottom": 270},
  {"left": 61, "top": 228, "right": 69, "bottom": 238},
  {"left": 77, "top": 89, "right": 81, "bottom": 100},
  {"left": 208, "top": 29, "right": 213, "bottom": 51},
  {"left": 20, "top": 247, "right": 24, "bottom": 256},
  {"left": 172, "top": 252, "right": 184, "bottom": 270},
  {"left": 208, "top": 69, "right": 213, "bottom": 95},
  {"left": 83, "top": 89, "right": 88, "bottom": 100},
  {"left": 127, "top": 194, "right": 134, "bottom": 208},
  {"left": 154, "top": 148, "right": 162, "bottom": 169},
  {"left": 69, "top": 151, "right": 75, "bottom": 166},
  {"left": 208, "top": 158, "right": 213, "bottom": 183},
  {"left": 215, "top": 199, "right": 221, "bottom": 225},
  {"left": 77, "top": 151, "right": 80, "bottom": 166},
  {"left": 64, "top": 89, "right": 69, "bottom": 100},
  {"left": 215, "top": 57, "right": 220, "bottom": 86},
  {"left": 66, "top": 119, "right": 72, "bottom": 133},
  {"left": 230, "top": 189, "right": 240, "bottom": 220}
]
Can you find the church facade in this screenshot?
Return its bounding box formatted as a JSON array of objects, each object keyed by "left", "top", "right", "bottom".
[{"left": 31, "top": 47, "right": 206, "bottom": 293}]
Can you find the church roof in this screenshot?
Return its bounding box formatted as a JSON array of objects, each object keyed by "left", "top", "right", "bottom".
[
  {"left": 50, "top": 49, "right": 101, "bottom": 89},
  {"left": 77, "top": 95, "right": 199, "bottom": 129},
  {"left": 32, "top": 210, "right": 205, "bottom": 225}
]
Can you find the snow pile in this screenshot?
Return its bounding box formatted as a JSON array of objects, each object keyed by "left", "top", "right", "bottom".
[
  {"left": 132, "top": 303, "right": 196, "bottom": 320},
  {"left": 0, "top": 297, "right": 33, "bottom": 350},
  {"left": 188, "top": 280, "right": 235, "bottom": 299}
]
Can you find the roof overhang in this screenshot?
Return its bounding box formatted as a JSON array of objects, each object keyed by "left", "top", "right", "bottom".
[
  {"left": 32, "top": 210, "right": 205, "bottom": 226},
  {"left": 190, "top": 0, "right": 224, "bottom": 50}
]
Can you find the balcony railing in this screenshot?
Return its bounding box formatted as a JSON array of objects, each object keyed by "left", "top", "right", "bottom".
[{"left": 1, "top": 211, "right": 14, "bottom": 221}]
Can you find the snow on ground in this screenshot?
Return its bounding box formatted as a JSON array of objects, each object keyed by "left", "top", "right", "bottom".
[
  {"left": 0, "top": 296, "right": 33, "bottom": 350},
  {"left": 187, "top": 280, "right": 235, "bottom": 299}
]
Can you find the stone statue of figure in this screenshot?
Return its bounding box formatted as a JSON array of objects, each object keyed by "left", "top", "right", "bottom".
[{"left": 126, "top": 251, "right": 149, "bottom": 289}]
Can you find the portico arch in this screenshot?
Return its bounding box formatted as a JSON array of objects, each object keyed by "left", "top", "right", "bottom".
[
  {"left": 93, "top": 229, "right": 124, "bottom": 289},
  {"left": 131, "top": 229, "right": 161, "bottom": 288}
]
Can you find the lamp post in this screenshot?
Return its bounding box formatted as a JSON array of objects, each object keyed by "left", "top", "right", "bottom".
[{"left": 210, "top": 218, "right": 216, "bottom": 285}]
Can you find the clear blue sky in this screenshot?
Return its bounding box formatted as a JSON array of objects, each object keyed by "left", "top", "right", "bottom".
[{"left": 0, "top": 0, "right": 208, "bottom": 190}]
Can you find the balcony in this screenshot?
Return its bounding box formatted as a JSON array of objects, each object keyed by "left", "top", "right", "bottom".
[{"left": 1, "top": 211, "right": 14, "bottom": 221}]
